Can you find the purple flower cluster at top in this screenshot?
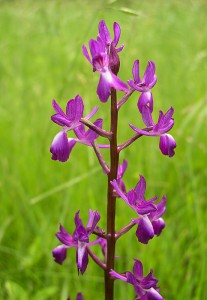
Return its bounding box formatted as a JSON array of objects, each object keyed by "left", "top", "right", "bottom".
[
  {"left": 52, "top": 210, "right": 101, "bottom": 274},
  {"left": 110, "top": 259, "right": 163, "bottom": 300},
  {"left": 82, "top": 20, "right": 128, "bottom": 102},
  {"left": 50, "top": 95, "right": 102, "bottom": 162},
  {"left": 112, "top": 172, "right": 166, "bottom": 244}
]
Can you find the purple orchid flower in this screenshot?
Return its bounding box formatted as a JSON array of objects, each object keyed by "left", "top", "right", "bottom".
[
  {"left": 128, "top": 60, "right": 157, "bottom": 93},
  {"left": 82, "top": 36, "right": 128, "bottom": 102},
  {"left": 52, "top": 210, "right": 100, "bottom": 274},
  {"left": 50, "top": 117, "right": 103, "bottom": 162},
  {"left": 130, "top": 106, "right": 176, "bottom": 157},
  {"left": 51, "top": 94, "right": 98, "bottom": 130},
  {"left": 128, "top": 60, "right": 157, "bottom": 113},
  {"left": 110, "top": 259, "right": 163, "bottom": 300},
  {"left": 111, "top": 176, "right": 166, "bottom": 244},
  {"left": 50, "top": 95, "right": 100, "bottom": 162}
]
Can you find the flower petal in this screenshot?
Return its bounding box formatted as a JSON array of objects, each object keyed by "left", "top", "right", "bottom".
[
  {"left": 66, "top": 95, "right": 84, "bottom": 122},
  {"left": 133, "top": 259, "right": 143, "bottom": 279},
  {"left": 50, "top": 131, "right": 76, "bottom": 162},
  {"left": 159, "top": 134, "right": 176, "bottom": 157},
  {"left": 97, "top": 73, "right": 111, "bottom": 102},
  {"left": 152, "top": 218, "right": 165, "bottom": 236},
  {"left": 87, "top": 209, "right": 100, "bottom": 233},
  {"left": 52, "top": 245, "right": 67, "bottom": 265},
  {"left": 136, "top": 216, "right": 154, "bottom": 244},
  {"left": 77, "top": 241, "right": 88, "bottom": 274},
  {"left": 113, "top": 22, "right": 121, "bottom": 47}
]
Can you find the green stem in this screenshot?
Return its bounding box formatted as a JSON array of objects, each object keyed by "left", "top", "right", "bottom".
[{"left": 105, "top": 88, "right": 119, "bottom": 300}]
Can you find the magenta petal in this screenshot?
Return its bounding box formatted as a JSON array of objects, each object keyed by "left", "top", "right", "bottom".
[
  {"left": 133, "top": 259, "right": 143, "bottom": 279},
  {"left": 136, "top": 216, "right": 154, "bottom": 244},
  {"left": 138, "top": 91, "right": 154, "bottom": 114},
  {"left": 132, "top": 60, "right": 140, "bottom": 83},
  {"left": 145, "top": 288, "right": 163, "bottom": 300},
  {"left": 159, "top": 134, "right": 176, "bottom": 157},
  {"left": 84, "top": 118, "right": 103, "bottom": 142},
  {"left": 52, "top": 245, "right": 67, "bottom": 265},
  {"left": 97, "top": 74, "right": 111, "bottom": 102},
  {"left": 56, "top": 224, "right": 76, "bottom": 246},
  {"left": 85, "top": 106, "right": 99, "bottom": 120},
  {"left": 129, "top": 124, "right": 156, "bottom": 136},
  {"left": 82, "top": 44, "right": 92, "bottom": 64},
  {"left": 87, "top": 209, "right": 100, "bottom": 233},
  {"left": 134, "top": 175, "right": 146, "bottom": 201},
  {"left": 50, "top": 131, "right": 71, "bottom": 162},
  {"left": 66, "top": 95, "right": 84, "bottom": 121},
  {"left": 109, "top": 270, "right": 127, "bottom": 282},
  {"left": 51, "top": 113, "right": 72, "bottom": 127},
  {"left": 111, "top": 72, "right": 128, "bottom": 92},
  {"left": 152, "top": 218, "right": 165, "bottom": 236},
  {"left": 77, "top": 243, "right": 88, "bottom": 274},
  {"left": 141, "top": 105, "right": 154, "bottom": 127},
  {"left": 113, "top": 22, "right": 121, "bottom": 47},
  {"left": 144, "top": 61, "right": 156, "bottom": 87},
  {"left": 98, "top": 20, "right": 111, "bottom": 44},
  {"left": 52, "top": 99, "right": 65, "bottom": 115}
]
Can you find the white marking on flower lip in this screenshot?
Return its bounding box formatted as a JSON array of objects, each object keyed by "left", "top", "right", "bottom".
[{"left": 103, "top": 70, "right": 113, "bottom": 83}]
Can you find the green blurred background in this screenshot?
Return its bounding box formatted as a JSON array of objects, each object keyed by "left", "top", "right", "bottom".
[{"left": 0, "top": 0, "right": 207, "bottom": 299}]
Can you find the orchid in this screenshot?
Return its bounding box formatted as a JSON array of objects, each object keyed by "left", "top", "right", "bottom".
[
  {"left": 128, "top": 60, "right": 157, "bottom": 114},
  {"left": 82, "top": 23, "right": 128, "bottom": 102},
  {"left": 110, "top": 259, "right": 163, "bottom": 300},
  {"left": 50, "top": 117, "right": 103, "bottom": 162},
  {"left": 111, "top": 176, "right": 166, "bottom": 244},
  {"left": 52, "top": 210, "right": 100, "bottom": 274},
  {"left": 51, "top": 95, "right": 98, "bottom": 130},
  {"left": 130, "top": 106, "right": 176, "bottom": 157}
]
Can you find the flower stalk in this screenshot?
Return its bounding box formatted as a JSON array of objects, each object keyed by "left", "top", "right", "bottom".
[{"left": 105, "top": 88, "right": 119, "bottom": 300}]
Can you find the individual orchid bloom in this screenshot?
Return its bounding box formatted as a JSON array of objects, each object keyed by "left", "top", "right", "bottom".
[
  {"left": 130, "top": 106, "right": 176, "bottom": 157},
  {"left": 52, "top": 210, "right": 100, "bottom": 274},
  {"left": 134, "top": 195, "right": 166, "bottom": 244},
  {"left": 110, "top": 259, "right": 163, "bottom": 300},
  {"left": 82, "top": 39, "right": 128, "bottom": 102},
  {"left": 111, "top": 176, "right": 166, "bottom": 244},
  {"left": 51, "top": 95, "right": 98, "bottom": 130},
  {"left": 128, "top": 60, "right": 157, "bottom": 113},
  {"left": 128, "top": 60, "right": 157, "bottom": 93},
  {"left": 50, "top": 119, "right": 103, "bottom": 162},
  {"left": 111, "top": 175, "right": 157, "bottom": 216}
]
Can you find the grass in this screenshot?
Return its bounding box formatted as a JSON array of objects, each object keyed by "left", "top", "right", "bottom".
[{"left": 0, "top": 0, "right": 207, "bottom": 299}]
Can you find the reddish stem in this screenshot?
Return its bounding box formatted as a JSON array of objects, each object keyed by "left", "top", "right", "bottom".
[{"left": 105, "top": 88, "right": 119, "bottom": 300}]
